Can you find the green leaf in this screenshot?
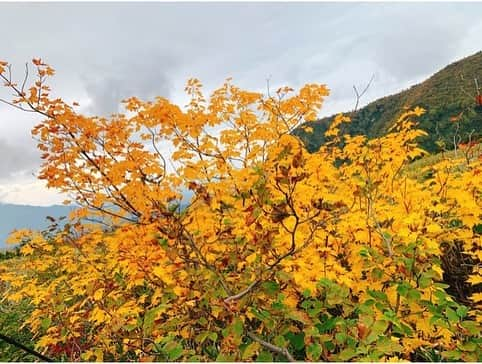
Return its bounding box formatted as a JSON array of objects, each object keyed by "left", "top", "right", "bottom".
[
  {"left": 143, "top": 307, "right": 161, "bottom": 335},
  {"left": 430, "top": 314, "right": 443, "bottom": 326},
  {"left": 458, "top": 341, "right": 477, "bottom": 352},
  {"left": 375, "top": 302, "right": 386, "bottom": 311},
  {"left": 208, "top": 332, "right": 218, "bottom": 342},
  {"left": 434, "top": 282, "right": 450, "bottom": 289},
  {"left": 335, "top": 332, "right": 347, "bottom": 344},
  {"left": 324, "top": 340, "right": 335, "bottom": 352},
  {"left": 242, "top": 342, "right": 260, "bottom": 360},
  {"left": 285, "top": 332, "right": 305, "bottom": 351},
  {"left": 123, "top": 323, "right": 137, "bottom": 332},
  {"left": 195, "top": 331, "right": 209, "bottom": 344},
  {"left": 164, "top": 341, "right": 183, "bottom": 361},
  {"left": 287, "top": 310, "right": 310, "bottom": 325},
  {"left": 433, "top": 289, "right": 447, "bottom": 302},
  {"left": 371, "top": 268, "right": 384, "bottom": 280},
  {"left": 442, "top": 350, "right": 462, "bottom": 360},
  {"left": 418, "top": 274, "right": 432, "bottom": 289},
  {"left": 407, "top": 288, "right": 421, "bottom": 302},
  {"left": 261, "top": 281, "right": 280, "bottom": 295},
  {"left": 368, "top": 289, "right": 388, "bottom": 302},
  {"left": 376, "top": 337, "right": 402, "bottom": 353},
  {"left": 256, "top": 351, "right": 273, "bottom": 362},
  {"left": 359, "top": 248, "right": 369, "bottom": 257},
  {"left": 158, "top": 237, "right": 168, "bottom": 248},
  {"left": 449, "top": 219, "right": 463, "bottom": 228},
  {"left": 383, "top": 309, "right": 397, "bottom": 321},
  {"left": 302, "top": 288, "right": 312, "bottom": 298},
  {"left": 472, "top": 223, "right": 482, "bottom": 234},
  {"left": 317, "top": 316, "right": 339, "bottom": 333},
  {"left": 232, "top": 318, "right": 244, "bottom": 338},
  {"left": 456, "top": 306, "right": 468, "bottom": 318},
  {"left": 396, "top": 282, "right": 410, "bottom": 297},
  {"left": 40, "top": 317, "right": 52, "bottom": 330},
  {"left": 460, "top": 320, "right": 479, "bottom": 335},
  {"left": 273, "top": 335, "right": 288, "bottom": 348},
  {"left": 338, "top": 347, "right": 357, "bottom": 361},
  {"left": 306, "top": 343, "right": 322, "bottom": 361},
  {"left": 400, "top": 322, "right": 414, "bottom": 336},
  {"left": 271, "top": 301, "right": 284, "bottom": 310},
  {"left": 446, "top": 307, "right": 459, "bottom": 323},
  {"left": 197, "top": 316, "right": 208, "bottom": 326},
  {"left": 317, "top": 278, "right": 334, "bottom": 288},
  {"left": 367, "top": 320, "right": 389, "bottom": 344}
]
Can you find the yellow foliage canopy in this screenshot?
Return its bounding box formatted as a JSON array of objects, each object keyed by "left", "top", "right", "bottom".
[{"left": 0, "top": 59, "right": 480, "bottom": 362}]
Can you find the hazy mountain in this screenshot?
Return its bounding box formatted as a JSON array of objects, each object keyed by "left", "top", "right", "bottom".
[
  {"left": 295, "top": 51, "right": 482, "bottom": 153},
  {"left": 0, "top": 203, "right": 73, "bottom": 250}
]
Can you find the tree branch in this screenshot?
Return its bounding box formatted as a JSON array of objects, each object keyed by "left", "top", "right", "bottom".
[
  {"left": 247, "top": 331, "right": 295, "bottom": 362},
  {"left": 353, "top": 74, "right": 375, "bottom": 112},
  {"left": 0, "top": 333, "right": 54, "bottom": 362},
  {"left": 224, "top": 279, "right": 260, "bottom": 303}
]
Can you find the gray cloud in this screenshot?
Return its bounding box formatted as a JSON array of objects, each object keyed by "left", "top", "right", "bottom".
[
  {"left": 351, "top": 3, "right": 474, "bottom": 83},
  {"left": 82, "top": 52, "right": 178, "bottom": 116},
  {"left": 0, "top": 139, "right": 39, "bottom": 180}
]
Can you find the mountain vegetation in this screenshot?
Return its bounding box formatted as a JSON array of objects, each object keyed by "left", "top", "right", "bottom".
[{"left": 295, "top": 51, "right": 482, "bottom": 153}]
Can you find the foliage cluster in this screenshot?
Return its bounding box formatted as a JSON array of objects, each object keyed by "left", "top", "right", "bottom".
[
  {"left": 0, "top": 59, "right": 480, "bottom": 362},
  {"left": 0, "top": 256, "right": 36, "bottom": 362}
]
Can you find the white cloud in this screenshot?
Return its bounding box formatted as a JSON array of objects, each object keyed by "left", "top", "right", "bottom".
[{"left": 0, "top": 179, "right": 66, "bottom": 207}]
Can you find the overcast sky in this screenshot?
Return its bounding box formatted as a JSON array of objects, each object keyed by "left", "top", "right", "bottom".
[{"left": 0, "top": 2, "right": 481, "bottom": 206}]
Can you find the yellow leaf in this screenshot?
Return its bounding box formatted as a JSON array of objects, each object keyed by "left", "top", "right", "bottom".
[
  {"left": 20, "top": 244, "right": 34, "bottom": 255},
  {"left": 93, "top": 288, "right": 104, "bottom": 301},
  {"left": 246, "top": 252, "right": 257, "bottom": 264},
  {"left": 467, "top": 275, "right": 482, "bottom": 285},
  {"left": 90, "top": 307, "right": 108, "bottom": 324},
  {"left": 470, "top": 292, "right": 482, "bottom": 303}
]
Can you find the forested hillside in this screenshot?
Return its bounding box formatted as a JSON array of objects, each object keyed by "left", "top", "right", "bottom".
[{"left": 296, "top": 51, "right": 482, "bottom": 152}]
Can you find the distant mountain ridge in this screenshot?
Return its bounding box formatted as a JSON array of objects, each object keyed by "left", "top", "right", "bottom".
[
  {"left": 295, "top": 51, "right": 482, "bottom": 152},
  {"left": 0, "top": 203, "right": 72, "bottom": 250}
]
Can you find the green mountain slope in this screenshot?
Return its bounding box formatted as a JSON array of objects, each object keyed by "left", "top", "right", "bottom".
[{"left": 296, "top": 51, "right": 482, "bottom": 152}]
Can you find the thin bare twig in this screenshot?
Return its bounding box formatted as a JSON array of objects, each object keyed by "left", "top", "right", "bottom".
[
  {"left": 247, "top": 331, "right": 295, "bottom": 362},
  {"left": 224, "top": 279, "right": 260, "bottom": 303},
  {"left": 353, "top": 74, "right": 375, "bottom": 112}
]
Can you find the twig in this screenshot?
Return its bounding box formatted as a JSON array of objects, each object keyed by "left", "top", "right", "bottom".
[
  {"left": 224, "top": 279, "right": 260, "bottom": 303},
  {"left": 0, "top": 333, "right": 54, "bottom": 362},
  {"left": 353, "top": 74, "right": 375, "bottom": 112},
  {"left": 247, "top": 331, "right": 295, "bottom": 362}
]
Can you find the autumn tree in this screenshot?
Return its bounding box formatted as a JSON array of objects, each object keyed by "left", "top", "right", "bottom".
[{"left": 0, "top": 59, "right": 480, "bottom": 362}]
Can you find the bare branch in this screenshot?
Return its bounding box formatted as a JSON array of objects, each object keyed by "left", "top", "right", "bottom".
[
  {"left": 353, "top": 74, "right": 375, "bottom": 112},
  {"left": 0, "top": 333, "right": 54, "bottom": 362},
  {"left": 266, "top": 74, "right": 272, "bottom": 98},
  {"left": 20, "top": 62, "right": 29, "bottom": 94},
  {"left": 224, "top": 279, "right": 260, "bottom": 303},
  {"left": 247, "top": 331, "right": 295, "bottom": 362},
  {"left": 0, "top": 98, "right": 37, "bottom": 112}
]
